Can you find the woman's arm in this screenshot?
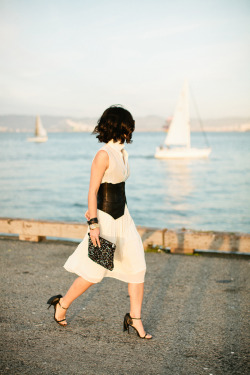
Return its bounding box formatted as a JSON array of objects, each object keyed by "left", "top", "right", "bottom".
[{"left": 87, "top": 150, "right": 109, "bottom": 246}]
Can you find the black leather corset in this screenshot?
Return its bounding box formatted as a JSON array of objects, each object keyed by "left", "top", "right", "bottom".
[{"left": 97, "top": 182, "right": 126, "bottom": 219}]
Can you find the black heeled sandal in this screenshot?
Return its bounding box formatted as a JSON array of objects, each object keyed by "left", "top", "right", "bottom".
[
  {"left": 123, "top": 313, "right": 152, "bottom": 339},
  {"left": 47, "top": 294, "right": 68, "bottom": 327}
]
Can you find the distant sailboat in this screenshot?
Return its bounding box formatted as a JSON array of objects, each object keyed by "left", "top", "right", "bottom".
[
  {"left": 27, "top": 116, "right": 48, "bottom": 143},
  {"left": 155, "top": 81, "right": 211, "bottom": 159}
]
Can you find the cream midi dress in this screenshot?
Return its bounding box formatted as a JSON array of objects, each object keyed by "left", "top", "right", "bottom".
[{"left": 63, "top": 139, "right": 146, "bottom": 283}]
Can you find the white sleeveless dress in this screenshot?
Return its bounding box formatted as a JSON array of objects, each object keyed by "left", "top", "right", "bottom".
[{"left": 63, "top": 139, "right": 146, "bottom": 283}]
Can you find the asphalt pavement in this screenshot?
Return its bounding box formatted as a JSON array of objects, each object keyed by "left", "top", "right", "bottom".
[{"left": 0, "top": 237, "right": 249, "bottom": 375}]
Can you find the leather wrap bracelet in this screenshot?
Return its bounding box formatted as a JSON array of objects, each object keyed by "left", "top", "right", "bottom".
[{"left": 87, "top": 217, "right": 98, "bottom": 225}]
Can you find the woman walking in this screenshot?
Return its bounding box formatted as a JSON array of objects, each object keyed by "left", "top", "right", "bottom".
[{"left": 47, "top": 106, "right": 152, "bottom": 339}]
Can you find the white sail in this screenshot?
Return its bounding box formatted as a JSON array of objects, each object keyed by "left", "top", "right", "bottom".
[
  {"left": 165, "top": 81, "right": 190, "bottom": 148},
  {"left": 35, "top": 116, "right": 47, "bottom": 137},
  {"left": 155, "top": 81, "right": 211, "bottom": 159}
]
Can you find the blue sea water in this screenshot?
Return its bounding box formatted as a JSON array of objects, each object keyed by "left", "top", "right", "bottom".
[{"left": 0, "top": 131, "right": 249, "bottom": 233}]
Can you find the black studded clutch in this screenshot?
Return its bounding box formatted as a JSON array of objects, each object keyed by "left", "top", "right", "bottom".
[{"left": 88, "top": 233, "right": 116, "bottom": 271}]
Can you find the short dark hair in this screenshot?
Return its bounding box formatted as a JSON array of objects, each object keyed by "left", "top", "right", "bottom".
[{"left": 92, "top": 105, "right": 135, "bottom": 144}]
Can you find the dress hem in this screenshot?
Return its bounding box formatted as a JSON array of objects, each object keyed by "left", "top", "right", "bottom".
[{"left": 63, "top": 265, "right": 146, "bottom": 284}]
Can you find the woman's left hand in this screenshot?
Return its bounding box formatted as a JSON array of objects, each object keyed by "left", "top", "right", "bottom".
[{"left": 90, "top": 227, "right": 100, "bottom": 247}]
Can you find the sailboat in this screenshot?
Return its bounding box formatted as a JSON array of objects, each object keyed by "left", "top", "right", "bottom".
[
  {"left": 27, "top": 116, "right": 48, "bottom": 143},
  {"left": 155, "top": 81, "right": 211, "bottom": 159}
]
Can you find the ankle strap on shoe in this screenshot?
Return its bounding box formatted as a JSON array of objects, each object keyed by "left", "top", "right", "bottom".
[
  {"left": 59, "top": 300, "right": 68, "bottom": 310},
  {"left": 130, "top": 317, "right": 141, "bottom": 320}
]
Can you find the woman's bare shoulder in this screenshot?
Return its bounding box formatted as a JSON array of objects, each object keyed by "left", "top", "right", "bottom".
[
  {"left": 92, "top": 149, "right": 109, "bottom": 168},
  {"left": 95, "top": 149, "right": 109, "bottom": 160}
]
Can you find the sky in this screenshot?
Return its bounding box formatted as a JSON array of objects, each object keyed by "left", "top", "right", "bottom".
[{"left": 0, "top": 0, "right": 249, "bottom": 118}]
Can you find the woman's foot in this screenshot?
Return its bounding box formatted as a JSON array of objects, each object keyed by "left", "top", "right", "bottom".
[
  {"left": 130, "top": 317, "right": 152, "bottom": 339},
  {"left": 55, "top": 298, "right": 68, "bottom": 326},
  {"left": 123, "top": 313, "right": 152, "bottom": 339}
]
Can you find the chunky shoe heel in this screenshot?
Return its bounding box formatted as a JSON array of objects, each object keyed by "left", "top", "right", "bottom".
[
  {"left": 123, "top": 313, "right": 152, "bottom": 339},
  {"left": 47, "top": 294, "right": 68, "bottom": 327}
]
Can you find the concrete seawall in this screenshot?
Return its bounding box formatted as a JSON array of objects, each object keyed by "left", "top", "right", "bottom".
[{"left": 0, "top": 217, "right": 249, "bottom": 254}]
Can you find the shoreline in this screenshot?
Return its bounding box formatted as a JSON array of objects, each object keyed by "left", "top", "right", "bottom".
[
  {"left": 1, "top": 217, "right": 249, "bottom": 255},
  {"left": 1, "top": 129, "right": 250, "bottom": 133}
]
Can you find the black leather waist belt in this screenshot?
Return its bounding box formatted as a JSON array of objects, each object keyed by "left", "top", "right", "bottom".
[{"left": 97, "top": 182, "right": 126, "bottom": 220}]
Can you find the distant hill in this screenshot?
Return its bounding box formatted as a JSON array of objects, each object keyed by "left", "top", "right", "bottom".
[
  {"left": 0, "top": 115, "right": 165, "bottom": 133},
  {"left": 0, "top": 115, "right": 96, "bottom": 133},
  {"left": 0, "top": 115, "right": 249, "bottom": 132}
]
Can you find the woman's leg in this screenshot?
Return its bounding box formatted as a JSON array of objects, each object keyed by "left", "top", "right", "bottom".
[
  {"left": 55, "top": 276, "right": 94, "bottom": 324},
  {"left": 128, "top": 282, "right": 152, "bottom": 338}
]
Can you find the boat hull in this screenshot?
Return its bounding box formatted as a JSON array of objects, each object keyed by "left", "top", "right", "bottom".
[
  {"left": 27, "top": 137, "right": 48, "bottom": 143},
  {"left": 155, "top": 147, "right": 211, "bottom": 159}
]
